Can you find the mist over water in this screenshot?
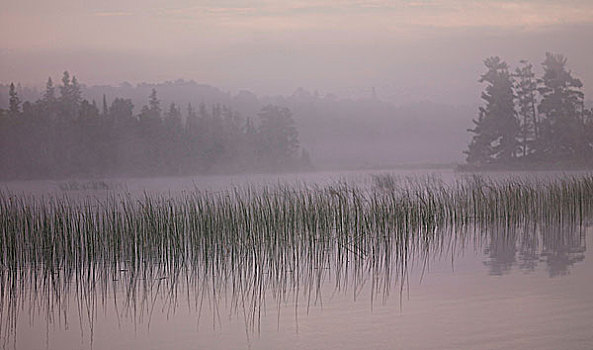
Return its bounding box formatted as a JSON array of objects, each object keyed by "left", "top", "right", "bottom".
[
  {"left": 2, "top": 173, "right": 593, "bottom": 349},
  {"left": 2, "top": 2, "right": 593, "bottom": 171},
  {"left": 2, "top": 1, "right": 593, "bottom": 349}
]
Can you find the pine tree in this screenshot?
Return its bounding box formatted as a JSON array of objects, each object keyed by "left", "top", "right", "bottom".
[
  {"left": 70, "top": 76, "right": 82, "bottom": 106},
  {"left": 514, "top": 60, "right": 538, "bottom": 158},
  {"left": 585, "top": 108, "right": 593, "bottom": 155},
  {"left": 465, "top": 57, "right": 518, "bottom": 165},
  {"left": 8, "top": 83, "right": 21, "bottom": 116},
  {"left": 102, "top": 94, "right": 108, "bottom": 116},
  {"left": 43, "top": 77, "right": 56, "bottom": 104},
  {"left": 60, "top": 71, "right": 71, "bottom": 99},
  {"left": 148, "top": 88, "right": 161, "bottom": 119},
  {"left": 109, "top": 98, "right": 134, "bottom": 121},
  {"left": 538, "top": 53, "right": 586, "bottom": 159},
  {"left": 465, "top": 109, "right": 494, "bottom": 165},
  {"left": 258, "top": 105, "right": 299, "bottom": 166},
  {"left": 186, "top": 103, "right": 197, "bottom": 132},
  {"left": 165, "top": 103, "right": 181, "bottom": 129},
  {"left": 59, "top": 71, "right": 82, "bottom": 119}
]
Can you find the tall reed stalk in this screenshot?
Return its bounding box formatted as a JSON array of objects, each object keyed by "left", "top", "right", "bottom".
[{"left": 0, "top": 175, "right": 591, "bottom": 343}]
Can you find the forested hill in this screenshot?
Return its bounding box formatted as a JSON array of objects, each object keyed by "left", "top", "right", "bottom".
[
  {"left": 1, "top": 80, "right": 473, "bottom": 173},
  {"left": 0, "top": 76, "right": 309, "bottom": 179}
]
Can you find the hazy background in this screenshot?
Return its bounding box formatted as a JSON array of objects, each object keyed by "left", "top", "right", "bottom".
[{"left": 2, "top": 0, "right": 593, "bottom": 168}]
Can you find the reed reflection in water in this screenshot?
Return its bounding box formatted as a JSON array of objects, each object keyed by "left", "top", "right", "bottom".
[{"left": 0, "top": 175, "right": 591, "bottom": 348}]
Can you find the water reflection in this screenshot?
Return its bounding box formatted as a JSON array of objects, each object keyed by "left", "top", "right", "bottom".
[
  {"left": 483, "top": 223, "right": 586, "bottom": 277},
  {"left": 0, "top": 221, "right": 588, "bottom": 348},
  {"left": 2, "top": 175, "right": 593, "bottom": 348}
]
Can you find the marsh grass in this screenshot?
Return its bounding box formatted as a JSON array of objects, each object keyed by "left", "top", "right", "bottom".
[
  {"left": 57, "top": 179, "right": 127, "bottom": 192},
  {"left": 0, "top": 174, "right": 592, "bottom": 345}
]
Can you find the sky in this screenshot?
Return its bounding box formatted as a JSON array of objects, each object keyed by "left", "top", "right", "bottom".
[{"left": 1, "top": 0, "right": 593, "bottom": 104}]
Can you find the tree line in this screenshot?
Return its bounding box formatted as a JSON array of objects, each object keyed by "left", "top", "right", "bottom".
[
  {"left": 0, "top": 72, "right": 311, "bottom": 179},
  {"left": 465, "top": 53, "right": 593, "bottom": 169}
]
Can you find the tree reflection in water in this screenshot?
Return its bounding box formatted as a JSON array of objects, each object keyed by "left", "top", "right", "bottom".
[
  {"left": 1, "top": 175, "right": 592, "bottom": 346},
  {"left": 484, "top": 223, "right": 587, "bottom": 277}
]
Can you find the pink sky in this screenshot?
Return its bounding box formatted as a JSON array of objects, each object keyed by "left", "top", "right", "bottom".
[{"left": 2, "top": 0, "right": 592, "bottom": 104}]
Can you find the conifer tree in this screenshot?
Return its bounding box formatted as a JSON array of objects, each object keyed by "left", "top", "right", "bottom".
[
  {"left": 102, "top": 94, "right": 108, "bottom": 116},
  {"left": 60, "top": 71, "right": 71, "bottom": 99},
  {"left": 514, "top": 60, "right": 539, "bottom": 158},
  {"left": 538, "top": 53, "right": 586, "bottom": 159},
  {"left": 70, "top": 76, "right": 82, "bottom": 105},
  {"left": 109, "top": 98, "right": 134, "bottom": 121},
  {"left": 165, "top": 103, "right": 181, "bottom": 127},
  {"left": 186, "top": 103, "right": 198, "bottom": 132},
  {"left": 59, "top": 71, "right": 82, "bottom": 119},
  {"left": 466, "top": 57, "right": 518, "bottom": 165},
  {"left": 148, "top": 88, "right": 161, "bottom": 119},
  {"left": 258, "top": 105, "right": 299, "bottom": 165},
  {"left": 0, "top": 74, "right": 308, "bottom": 178},
  {"left": 8, "top": 83, "right": 21, "bottom": 116},
  {"left": 43, "top": 77, "right": 56, "bottom": 104}
]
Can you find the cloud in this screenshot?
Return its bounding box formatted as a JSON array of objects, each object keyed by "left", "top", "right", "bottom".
[
  {"left": 139, "top": 0, "right": 593, "bottom": 33},
  {"left": 2, "top": 0, "right": 592, "bottom": 102}
]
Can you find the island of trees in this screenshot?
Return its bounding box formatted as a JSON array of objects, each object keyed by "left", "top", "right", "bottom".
[
  {"left": 0, "top": 73, "right": 311, "bottom": 179},
  {"left": 464, "top": 53, "right": 593, "bottom": 170}
]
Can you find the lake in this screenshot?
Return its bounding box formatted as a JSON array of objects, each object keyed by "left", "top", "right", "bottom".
[{"left": 2, "top": 169, "right": 593, "bottom": 349}]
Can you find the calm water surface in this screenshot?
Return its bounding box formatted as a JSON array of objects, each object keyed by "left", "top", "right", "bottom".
[
  {"left": 2, "top": 170, "right": 593, "bottom": 349},
  {"left": 4, "top": 168, "right": 592, "bottom": 195},
  {"left": 10, "top": 226, "right": 592, "bottom": 350}
]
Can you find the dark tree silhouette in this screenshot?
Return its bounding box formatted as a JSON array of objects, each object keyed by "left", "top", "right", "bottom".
[
  {"left": 464, "top": 53, "right": 591, "bottom": 169},
  {"left": 465, "top": 57, "right": 518, "bottom": 165},
  {"left": 42, "top": 77, "right": 56, "bottom": 105},
  {"left": 102, "top": 94, "right": 108, "bottom": 116},
  {"left": 257, "top": 105, "right": 299, "bottom": 168},
  {"left": 8, "top": 83, "right": 21, "bottom": 117},
  {"left": 538, "top": 53, "right": 587, "bottom": 160},
  {"left": 0, "top": 74, "right": 309, "bottom": 179},
  {"left": 514, "top": 60, "right": 538, "bottom": 158}
]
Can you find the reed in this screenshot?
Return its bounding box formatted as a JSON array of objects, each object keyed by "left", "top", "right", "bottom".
[{"left": 0, "top": 174, "right": 592, "bottom": 342}]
